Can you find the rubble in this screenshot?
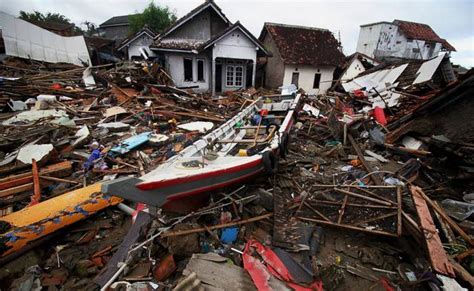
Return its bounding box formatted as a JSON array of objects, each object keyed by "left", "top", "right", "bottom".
[{"left": 0, "top": 22, "right": 472, "bottom": 291}]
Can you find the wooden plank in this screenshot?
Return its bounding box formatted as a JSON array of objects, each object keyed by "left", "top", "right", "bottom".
[
  {"left": 0, "top": 183, "right": 34, "bottom": 198},
  {"left": 337, "top": 195, "right": 348, "bottom": 224},
  {"left": 298, "top": 216, "right": 398, "bottom": 237},
  {"left": 397, "top": 186, "right": 402, "bottom": 236},
  {"left": 334, "top": 188, "right": 392, "bottom": 206},
  {"left": 410, "top": 186, "right": 455, "bottom": 277},
  {"left": 30, "top": 159, "right": 41, "bottom": 206},
  {"left": 414, "top": 186, "right": 473, "bottom": 246},
  {"left": 348, "top": 134, "right": 382, "bottom": 185}
]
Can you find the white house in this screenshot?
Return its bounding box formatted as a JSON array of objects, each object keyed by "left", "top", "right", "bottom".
[
  {"left": 149, "top": 0, "right": 268, "bottom": 95},
  {"left": 259, "top": 23, "right": 345, "bottom": 95},
  {"left": 339, "top": 53, "right": 380, "bottom": 82},
  {"left": 356, "top": 20, "right": 456, "bottom": 61},
  {"left": 117, "top": 25, "right": 158, "bottom": 60}
]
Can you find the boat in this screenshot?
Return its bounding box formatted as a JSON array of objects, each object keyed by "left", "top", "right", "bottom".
[{"left": 102, "top": 88, "right": 302, "bottom": 211}]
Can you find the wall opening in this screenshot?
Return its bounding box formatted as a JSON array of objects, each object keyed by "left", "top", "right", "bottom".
[
  {"left": 184, "top": 58, "right": 193, "bottom": 81},
  {"left": 291, "top": 72, "right": 299, "bottom": 87},
  {"left": 197, "top": 59, "right": 205, "bottom": 82},
  {"left": 313, "top": 73, "right": 321, "bottom": 89}
]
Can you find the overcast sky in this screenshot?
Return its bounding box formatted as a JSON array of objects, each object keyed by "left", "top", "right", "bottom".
[{"left": 1, "top": 0, "right": 473, "bottom": 67}]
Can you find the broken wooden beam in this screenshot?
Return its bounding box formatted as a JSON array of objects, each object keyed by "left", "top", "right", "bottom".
[
  {"left": 348, "top": 133, "right": 383, "bottom": 185},
  {"left": 414, "top": 186, "right": 473, "bottom": 246},
  {"left": 161, "top": 213, "right": 273, "bottom": 238},
  {"left": 410, "top": 186, "right": 455, "bottom": 277},
  {"left": 0, "top": 183, "right": 122, "bottom": 257}
]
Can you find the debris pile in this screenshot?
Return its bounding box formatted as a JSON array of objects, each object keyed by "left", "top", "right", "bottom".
[{"left": 0, "top": 54, "right": 472, "bottom": 291}]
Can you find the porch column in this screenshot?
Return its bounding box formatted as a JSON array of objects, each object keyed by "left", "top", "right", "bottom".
[
  {"left": 211, "top": 58, "right": 216, "bottom": 96},
  {"left": 251, "top": 59, "right": 256, "bottom": 87}
]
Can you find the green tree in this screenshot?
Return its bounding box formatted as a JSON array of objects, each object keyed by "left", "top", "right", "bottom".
[
  {"left": 129, "top": 2, "right": 177, "bottom": 34},
  {"left": 19, "top": 10, "right": 71, "bottom": 24},
  {"left": 19, "top": 10, "right": 84, "bottom": 34}
]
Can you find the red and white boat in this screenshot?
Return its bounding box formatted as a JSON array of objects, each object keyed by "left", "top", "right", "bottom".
[{"left": 103, "top": 89, "right": 302, "bottom": 212}]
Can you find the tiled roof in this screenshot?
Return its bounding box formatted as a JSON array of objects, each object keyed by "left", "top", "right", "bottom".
[
  {"left": 260, "top": 23, "right": 345, "bottom": 67},
  {"left": 394, "top": 20, "right": 456, "bottom": 51}
]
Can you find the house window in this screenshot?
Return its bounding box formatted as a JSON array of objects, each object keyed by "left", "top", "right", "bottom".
[
  {"left": 313, "top": 73, "right": 321, "bottom": 89},
  {"left": 226, "top": 60, "right": 243, "bottom": 87},
  {"left": 197, "top": 59, "right": 205, "bottom": 82},
  {"left": 412, "top": 48, "right": 420, "bottom": 53},
  {"left": 184, "top": 58, "right": 193, "bottom": 81},
  {"left": 407, "top": 39, "right": 413, "bottom": 43},
  {"left": 291, "top": 72, "right": 299, "bottom": 87}
]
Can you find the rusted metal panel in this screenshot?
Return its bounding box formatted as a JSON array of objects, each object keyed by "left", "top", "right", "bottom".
[
  {"left": 0, "top": 183, "right": 122, "bottom": 257},
  {"left": 410, "top": 186, "right": 455, "bottom": 277}
]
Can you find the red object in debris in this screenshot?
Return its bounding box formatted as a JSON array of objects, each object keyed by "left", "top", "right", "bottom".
[
  {"left": 352, "top": 89, "right": 368, "bottom": 99},
  {"left": 243, "top": 249, "right": 272, "bottom": 291},
  {"left": 151, "top": 87, "right": 162, "bottom": 95},
  {"left": 259, "top": 109, "right": 269, "bottom": 116},
  {"left": 50, "top": 83, "right": 62, "bottom": 90},
  {"left": 379, "top": 277, "right": 395, "bottom": 291},
  {"left": 373, "top": 107, "right": 387, "bottom": 126},
  {"left": 153, "top": 254, "right": 176, "bottom": 281},
  {"left": 243, "top": 240, "right": 323, "bottom": 291},
  {"left": 132, "top": 203, "right": 145, "bottom": 223}
]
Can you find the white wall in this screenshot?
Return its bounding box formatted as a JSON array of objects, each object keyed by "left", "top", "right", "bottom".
[
  {"left": 127, "top": 34, "right": 156, "bottom": 60},
  {"left": 165, "top": 53, "right": 210, "bottom": 92},
  {"left": 282, "top": 65, "right": 335, "bottom": 95},
  {"left": 213, "top": 30, "right": 257, "bottom": 61},
  {"left": 357, "top": 22, "right": 443, "bottom": 60},
  {"left": 341, "top": 58, "right": 365, "bottom": 81}
]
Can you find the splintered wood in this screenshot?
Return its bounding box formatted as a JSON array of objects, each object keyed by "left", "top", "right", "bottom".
[{"left": 410, "top": 186, "right": 455, "bottom": 277}]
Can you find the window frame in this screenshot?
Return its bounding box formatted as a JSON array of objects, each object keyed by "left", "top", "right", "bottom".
[
  {"left": 313, "top": 73, "right": 321, "bottom": 89},
  {"left": 197, "top": 59, "right": 205, "bottom": 82},
  {"left": 225, "top": 60, "right": 244, "bottom": 87},
  {"left": 183, "top": 58, "right": 193, "bottom": 82}
]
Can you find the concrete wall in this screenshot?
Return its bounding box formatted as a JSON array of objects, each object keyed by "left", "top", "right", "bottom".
[
  {"left": 164, "top": 52, "right": 210, "bottom": 92},
  {"left": 357, "top": 23, "right": 443, "bottom": 60},
  {"left": 261, "top": 32, "right": 285, "bottom": 89},
  {"left": 100, "top": 25, "right": 130, "bottom": 41},
  {"left": 126, "top": 34, "right": 156, "bottom": 59},
  {"left": 282, "top": 65, "right": 335, "bottom": 95},
  {"left": 341, "top": 58, "right": 365, "bottom": 81},
  {"left": 212, "top": 30, "right": 258, "bottom": 92},
  {"left": 166, "top": 8, "right": 227, "bottom": 41}
]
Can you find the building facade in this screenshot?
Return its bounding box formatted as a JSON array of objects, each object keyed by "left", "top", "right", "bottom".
[
  {"left": 259, "top": 23, "right": 345, "bottom": 95},
  {"left": 356, "top": 20, "right": 455, "bottom": 61},
  {"left": 150, "top": 0, "right": 267, "bottom": 95}
]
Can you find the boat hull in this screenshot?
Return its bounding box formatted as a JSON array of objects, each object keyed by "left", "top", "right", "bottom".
[{"left": 102, "top": 158, "right": 264, "bottom": 211}]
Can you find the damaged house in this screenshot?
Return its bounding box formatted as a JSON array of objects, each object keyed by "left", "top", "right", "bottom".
[
  {"left": 98, "top": 14, "right": 137, "bottom": 42},
  {"left": 149, "top": 0, "right": 268, "bottom": 94},
  {"left": 259, "top": 23, "right": 345, "bottom": 95},
  {"left": 117, "top": 25, "right": 158, "bottom": 60},
  {"left": 356, "top": 19, "right": 456, "bottom": 61}
]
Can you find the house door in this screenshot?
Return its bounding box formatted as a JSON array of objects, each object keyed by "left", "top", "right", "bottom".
[
  {"left": 292, "top": 72, "right": 299, "bottom": 87},
  {"left": 215, "top": 63, "right": 222, "bottom": 93}
]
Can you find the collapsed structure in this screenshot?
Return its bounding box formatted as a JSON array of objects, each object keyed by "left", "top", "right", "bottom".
[{"left": 0, "top": 2, "right": 472, "bottom": 291}]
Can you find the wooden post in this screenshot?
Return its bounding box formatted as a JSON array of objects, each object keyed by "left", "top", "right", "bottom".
[
  {"left": 348, "top": 134, "right": 383, "bottom": 185},
  {"left": 29, "top": 159, "right": 41, "bottom": 206}
]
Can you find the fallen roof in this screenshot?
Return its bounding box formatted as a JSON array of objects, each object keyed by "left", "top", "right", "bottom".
[{"left": 260, "top": 22, "right": 345, "bottom": 67}]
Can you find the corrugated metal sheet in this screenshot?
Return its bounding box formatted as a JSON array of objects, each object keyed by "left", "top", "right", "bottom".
[{"left": 0, "top": 12, "right": 91, "bottom": 66}]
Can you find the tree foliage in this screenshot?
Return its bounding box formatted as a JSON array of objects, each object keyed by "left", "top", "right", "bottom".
[
  {"left": 129, "top": 2, "right": 177, "bottom": 34},
  {"left": 19, "top": 10, "right": 71, "bottom": 24},
  {"left": 18, "top": 10, "right": 86, "bottom": 34}
]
